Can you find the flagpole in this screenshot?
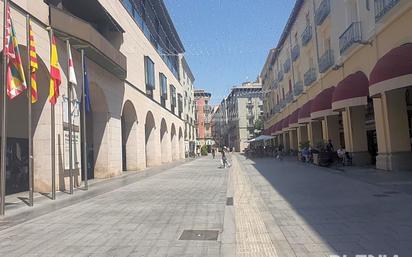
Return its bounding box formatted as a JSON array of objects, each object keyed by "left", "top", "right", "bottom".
[
  {"left": 81, "top": 49, "right": 88, "bottom": 190},
  {"left": 26, "top": 15, "right": 33, "bottom": 207},
  {"left": 49, "top": 28, "right": 56, "bottom": 200},
  {"left": 66, "top": 40, "right": 73, "bottom": 195},
  {"left": 0, "top": 0, "right": 8, "bottom": 216}
]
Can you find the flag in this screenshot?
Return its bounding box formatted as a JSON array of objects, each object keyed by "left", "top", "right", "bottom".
[
  {"left": 49, "top": 34, "right": 61, "bottom": 105},
  {"left": 67, "top": 41, "right": 77, "bottom": 85},
  {"left": 29, "top": 22, "right": 38, "bottom": 103},
  {"left": 83, "top": 58, "right": 91, "bottom": 112},
  {"left": 4, "top": 4, "right": 27, "bottom": 99}
]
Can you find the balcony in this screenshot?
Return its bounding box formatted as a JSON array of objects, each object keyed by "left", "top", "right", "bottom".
[
  {"left": 247, "top": 112, "right": 255, "bottom": 118},
  {"left": 339, "top": 22, "right": 362, "bottom": 54},
  {"left": 318, "top": 49, "right": 334, "bottom": 73},
  {"left": 283, "top": 59, "right": 291, "bottom": 73},
  {"left": 285, "top": 93, "right": 293, "bottom": 103},
  {"left": 315, "top": 0, "right": 331, "bottom": 26},
  {"left": 49, "top": 6, "right": 127, "bottom": 79},
  {"left": 301, "top": 25, "right": 313, "bottom": 46},
  {"left": 375, "top": 0, "right": 400, "bottom": 22},
  {"left": 279, "top": 99, "right": 287, "bottom": 109},
  {"left": 304, "top": 67, "right": 317, "bottom": 87},
  {"left": 273, "top": 105, "right": 281, "bottom": 113},
  {"left": 291, "top": 45, "right": 300, "bottom": 62},
  {"left": 278, "top": 71, "right": 284, "bottom": 82},
  {"left": 293, "top": 81, "right": 304, "bottom": 97}
]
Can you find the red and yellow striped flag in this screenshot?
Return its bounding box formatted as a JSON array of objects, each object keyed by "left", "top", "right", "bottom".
[
  {"left": 4, "top": 4, "right": 27, "bottom": 99},
  {"left": 29, "top": 22, "right": 38, "bottom": 103},
  {"left": 48, "top": 34, "right": 61, "bottom": 105}
]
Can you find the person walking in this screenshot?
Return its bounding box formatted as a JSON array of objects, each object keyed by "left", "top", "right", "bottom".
[
  {"left": 211, "top": 148, "right": 216, "bottom": 159},
  {"left": 221, "top": 147, "right": 229, "bottom": 168}
]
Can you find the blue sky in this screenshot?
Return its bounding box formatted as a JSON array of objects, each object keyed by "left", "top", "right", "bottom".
[{"left": 164, "top": 0, "right": 295, "bottom": 104}]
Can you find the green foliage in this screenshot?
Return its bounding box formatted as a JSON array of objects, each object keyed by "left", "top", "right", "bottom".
[
  {"left": 299, "top": 141, "right": 310, "bottom": 149},
  {"left": 314, "top": 140, "right": 328, "bottom": 152},
  {"left": 254, "top": 117, "right": 264, "bottom": 137},
  {"left": 201, "top": 145, "right": 209, "bottom": 156}
]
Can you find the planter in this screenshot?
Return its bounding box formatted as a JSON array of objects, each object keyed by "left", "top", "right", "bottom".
[{"left": 313, "top": 153, "right": 319, "bottom": 165}]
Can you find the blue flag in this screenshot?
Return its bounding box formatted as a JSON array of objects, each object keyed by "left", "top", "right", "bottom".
[{"left": 83, "top": 58, "right": 91, "bottom": 113}]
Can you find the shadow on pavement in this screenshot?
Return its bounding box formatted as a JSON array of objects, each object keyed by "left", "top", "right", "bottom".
[{"left": 241, "top": 155, "right": 412, "bottom": 257}]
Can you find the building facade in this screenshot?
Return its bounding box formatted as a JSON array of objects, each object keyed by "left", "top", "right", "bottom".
[
  {"left": 262, "top": 0, "right": 412, "bottom": 171},
  {"left": 214, "top": 81, "right": 263, "bottom": 152},
  {"left": 194, "top": 89, "right": 213, "bottom": 149},
  {"left": 180, "top": 57, "right": 196, "bottom": 156},
  {"left": 2, "top": 0, "right": 195, "bottom": 197}
]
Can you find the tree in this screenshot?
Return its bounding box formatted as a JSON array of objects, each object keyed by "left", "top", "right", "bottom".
[{"left": 254, "top": 117, "right": 263, "bottom": 137}]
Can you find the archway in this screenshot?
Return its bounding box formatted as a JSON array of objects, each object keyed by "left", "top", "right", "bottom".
[
  {"left": 121, "top": 100, "right": 138, "bottom": 171},
  {"left": 160, "top": 118, "right": 170, "bottom": 163},
  {"left": 145, "top": 111, "right": 157, "bottom": 167},
  {"left": 85, "top": 83, "right": 109, "bottom": 179},
  {"left": 171, "top": 123, "right": 178, "bottom": 160},
  {"left": 179, "top": 127, "right": 184, "bottom": 159}
]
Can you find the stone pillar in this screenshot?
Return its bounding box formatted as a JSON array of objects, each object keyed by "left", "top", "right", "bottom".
[
  {"left": 341, "top": 106, "right": 370, "bottom": 165},
  {"left": 374, "top": 90, "right": 412, "bottom": 171},
  {"left": 323, "top": 115, "right": 341, "bottom": 149},
  {"left": 308, "top": 121, "right": 323, "bottom": 147},
  {"left": 289, "top": 129, "right": 298, "bottom": 151},
  {"left": 283, "top": 132, "right": 290, "bottom": 151},
  {"left": 297, "top": 125, "right": 309, "bottom": 149}
]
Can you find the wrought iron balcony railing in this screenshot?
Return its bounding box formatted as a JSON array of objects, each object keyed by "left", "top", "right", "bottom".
[
  {"left": 304, "top": 67, "right": 317, "bottom": 87},
  {"left": 285, "top": 93, "right": 293, "bottom": 103},
  {"left": 301, "top": 25, "right": 313, "bottom": 46},
  {"left": 291, "top": 45, "right": 300, "bottom": 62},
  {"left": 339, "top": 22, "right": 362, "bottom": 54},
  {"left": 293, "top": 81, "right": 304, "bottom": 96},
  {"left": 279, "top": 99, "right": 287, "bottom": 109},
  {"left": 315, "top": 0, "right": 331, "bottom": 26},
  {"left": 283, "top": 59, "right": 291, "bottom": 73},
  {"left": 374, "top": 0, "right": 400, "bottom": 22},
  {"left": 273, "top": 105, "right": 281, "bottom": 114},
  {"left": 278, "top": 71, "right": 284, "bottom": 82},
  {"left": 318, "top": 49, "right": 334, "bottom": 73}
]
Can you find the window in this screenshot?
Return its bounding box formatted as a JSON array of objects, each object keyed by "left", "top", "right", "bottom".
[
  {"left": 178, "top": 93, "right": 183, "bottom": 118},
  {"left": 170, "top": 84, "right": 176, "bottom": 114},
  {"left": 159, "top": 73, "right": 167, "bottom": 107},
  {"left": 289, "top": 79, "right": 292, "bottom": 92},
  {"left": 145, "top": 56, "right": 155, "bottom": 98}
]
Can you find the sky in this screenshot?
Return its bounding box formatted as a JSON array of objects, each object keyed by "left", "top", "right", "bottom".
[{"left": 163, "top": 0, "right": 295, "bottom": 105}]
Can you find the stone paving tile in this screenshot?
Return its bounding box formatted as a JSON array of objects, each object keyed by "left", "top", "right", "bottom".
[{"left": 0, "top": 158, "right": 227, "bottom": 257}]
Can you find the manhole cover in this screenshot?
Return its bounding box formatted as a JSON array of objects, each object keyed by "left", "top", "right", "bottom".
[
  {"left": 373, "top": 194, "right": 390, "bottom": 198},
  {"left": 226, "top": 197, "right": 233, "bottom": 206},
  {"left": 179, "top": 230, "right": 219, "bottom": 241}
]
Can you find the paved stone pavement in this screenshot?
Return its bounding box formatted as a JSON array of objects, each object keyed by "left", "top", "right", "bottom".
[
  {"left": 236, "top": 154, "right": 412, "bottom": 257},
  {"left": 0, "top": 158, "right": 228, "bottom": 257},
  {"left": 1, "top": 154, "right": 412, "bottom": 257}
]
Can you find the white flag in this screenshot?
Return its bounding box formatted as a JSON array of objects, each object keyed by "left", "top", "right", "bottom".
[{"left": 67, "top": 42, "right": 77, "bottom": 85}]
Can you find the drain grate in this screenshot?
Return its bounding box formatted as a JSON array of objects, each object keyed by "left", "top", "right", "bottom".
[
  {"left": 373, "top": 194, "right": 390, "bottom": 198},
  {"left": 179, "top": 230, "right": 219, "bottom": 241},
  {"left": 226, "top": 197, "right": 233, "bottom": 206}
]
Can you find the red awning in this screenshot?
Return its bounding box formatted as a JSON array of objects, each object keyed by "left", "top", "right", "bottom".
[
  {"left": 369, "top": 43, "right": 412, "bottom": 96},
  {"left": 332, "top": 71, "right": 369, "bottom": 111},
  {"left": 289, "top": 109, "right": 300, "bottom": 127},
  {"left": 298, "top": 100, "right": 312, "bottom": 123},
  {"left": 311, "top": 87, "right": 337, "bottom": 119}
]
